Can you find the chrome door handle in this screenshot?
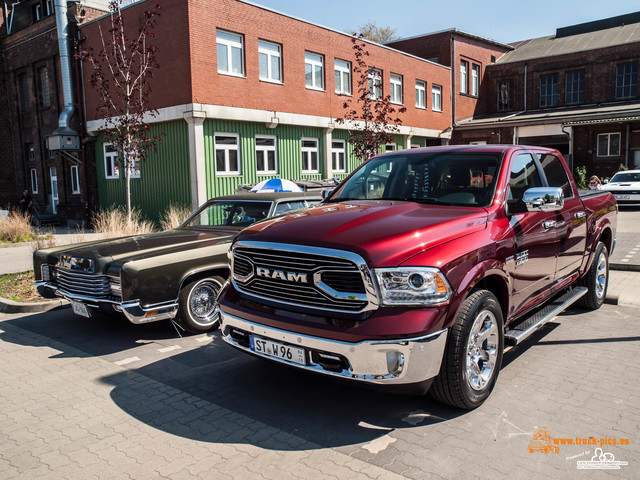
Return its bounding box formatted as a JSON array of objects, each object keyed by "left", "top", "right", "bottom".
[{"left": 543, "top": 220, "right": 557, "bottom": 230}]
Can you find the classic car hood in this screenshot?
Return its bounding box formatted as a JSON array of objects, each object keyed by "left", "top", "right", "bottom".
[
  {"left": 237, "top": 201, "right": 488, "bottom": 267},
  {"left": 38, "top": 229, "right": 238, "bottom": 271}
]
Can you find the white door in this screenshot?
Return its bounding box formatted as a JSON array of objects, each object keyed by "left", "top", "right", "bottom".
[{"left": 50, "top": 167, "right": 59, "bottom": 214}]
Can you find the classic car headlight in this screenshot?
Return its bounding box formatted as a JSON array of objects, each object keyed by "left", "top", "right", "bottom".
[{"left": 374, "top": 267, "right": 452, "bottom": 306}]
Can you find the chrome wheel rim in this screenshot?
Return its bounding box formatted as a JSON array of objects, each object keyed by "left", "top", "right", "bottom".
[
  {"left": 466, "top": 309, "right": 499, "bottom": 391},
  {"left": 595, "top": 252, "right": 607, "bottom": 299},
  {"left": 188, "top": 280, "right": 220, "bottom": 326}
]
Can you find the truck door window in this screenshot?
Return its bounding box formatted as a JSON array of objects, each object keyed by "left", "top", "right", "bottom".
[
  {"left": 538, "top": 154, "right": 572, "bottom": 198},
  {"left": 509, "top": 153, "right": 542, "bottom": 200}
]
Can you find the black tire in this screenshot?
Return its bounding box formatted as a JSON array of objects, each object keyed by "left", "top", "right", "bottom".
[
  {"left": 430, "top": 289, "right": 504, "bottom": 409},
  {"left": 577, "top": 241, "right": 608, "bottom": 310},
  {"left": 176, "top": 275, "right": 225, "bottom": 334}
]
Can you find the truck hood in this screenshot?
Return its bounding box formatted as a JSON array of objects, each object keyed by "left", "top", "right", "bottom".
[
  {"left": 38, "top": 229, "right": 237, "bottom": 272},
  {"left": 238, "top": 201, "right": 488, "bottom": 267}
]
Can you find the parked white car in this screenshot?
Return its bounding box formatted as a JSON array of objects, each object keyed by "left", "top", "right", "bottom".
[{"left": 602, "top": 170, "right": 640, "bottom": 206}]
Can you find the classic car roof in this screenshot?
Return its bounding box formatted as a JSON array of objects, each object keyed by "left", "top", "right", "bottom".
[{"left": 209, "top": 191, "right": 323, "bottom": 203}]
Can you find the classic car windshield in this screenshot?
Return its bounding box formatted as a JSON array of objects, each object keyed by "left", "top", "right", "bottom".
[
  {"left": 329, "top": 152, "right": 501, "bottom": 207},
  {"left": 181, "top": 200, "right": 273, "bottom": 229},
  {"left": 610, "top": 172, "right": 640, "bottom": 183}
]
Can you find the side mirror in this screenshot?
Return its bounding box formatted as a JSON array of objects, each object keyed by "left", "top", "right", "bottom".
[
  {"left": 603, "top": 179, "right": 609, "bottom": 184},
  {"left": 321, "top": 188, "right": 334, "bottom": 200},
  {"left": 522, "top": 187, "right": 564, "bottom": 212}
]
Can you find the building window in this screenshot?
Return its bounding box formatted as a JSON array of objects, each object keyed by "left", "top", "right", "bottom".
[
  {"left": 305, "top": 52, "right": 324, "bottom": 90},
  {"left": 331, "top": 140, "right": 346, "bottom": 172},
  {"left": 415, "top": 80, "right": 426, "bottom": 109},
  {"left": 104, "top": 144, "right": 119, "bottom": 179},
  {"left": 390, "top": 73, "right": 403, "bottom": 104},
  {"left": 256, "top": 136, "right": 277, "bottom": 174},
  {"left": 70, "top": 165, "right": 80, "bottom": 194},
  {"left": 32, "top": 3, "right": 42, "bottom": 22},
  {"left": 368, "top": 68, "right": 382, "bottom": 100},
  {"left": 432, "top": 84, "right": 442, "bottom": 112},
  {"left": 539, "top": 73, "right": 558, "bottom": 107},
  {"left": 497, "top": 80, "right": 510, "bottom": 111},
  {"left": 385, "top": 144, "right": 396, "bottom": 152},
  {"left": 18, "top": 74, "right": 30, "bottom": 113},
  {"left": 128, "top": 152, "right": 140, "bottom": 179},
  {"left": 616, "top": 62, "right": 638, "bottom": 99},
  {"left": 301, "top": 138, "right": 319, "bottom": 173},
  {"left": 258, "top": 40, "right": 281, "bottom": 83},
  {"left": 26, "top": 143, "right": 35, "bottom": 161},
  {"left": 565, "top": 70, "right": 585, "bottom": 104},
  {"left": 215, "top": 134, "right": 240, "bottom": 174},
  {"left": 460, "top": 60, "right": 468, "bottom": 94},
  {"left": 38, "top": 67, "right": 50, "bottom": 107},
  {"left": 597, "top": 133, "right": 621, "bottom": 157},
  {"left": 216, "top": 30, "right": 244, "bottom": 76},
  {"left": 30, "top": 169, "right": 38, "bottom": 194},
  {"left": 334, "top": 59, "right": 351, "bottom": 95},
  {"left": 45, "top": 0, "right": 53, "bottom": 16},
  {"left": 471, "top": 64, "right": 480, "bottom": 96}
]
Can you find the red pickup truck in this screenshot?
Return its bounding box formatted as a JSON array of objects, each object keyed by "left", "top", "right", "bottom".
[{"left": 217, "top": 145, "right": 617, "bottom": 409}]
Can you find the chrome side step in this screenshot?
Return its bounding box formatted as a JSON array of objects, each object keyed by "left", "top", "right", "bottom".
[{"left": 504, "top": 287, "right": 588, "bottom": 346}]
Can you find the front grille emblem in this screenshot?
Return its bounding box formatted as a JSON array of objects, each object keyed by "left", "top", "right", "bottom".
[{"left": 256, "top": 267, "right": 308, "bottom": 283}]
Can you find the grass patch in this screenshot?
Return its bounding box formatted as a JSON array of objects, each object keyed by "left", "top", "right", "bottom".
[
  {"left": 0, "top": 271, "right": 43, "bottom": 303},
  {"left": 92, "top": 207, "right": 156, "bottom": 237},
  {"left": 159, "top": 204, "right": 192, "bottom": 230},
  {"left": 0, "top": 211, "right": 35, "bottom": 243}
]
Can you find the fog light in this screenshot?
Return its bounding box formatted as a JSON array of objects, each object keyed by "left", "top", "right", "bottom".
[{"left": 386, "top": 351, "right": 404, "bottom": 375}]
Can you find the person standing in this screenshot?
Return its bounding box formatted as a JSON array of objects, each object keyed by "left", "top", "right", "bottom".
[
  {"left": 19, "top": 189, "right": 33, "bottom": 215},
  {"left": 589, "top": 176, "right": 602, "bottom": 190}
]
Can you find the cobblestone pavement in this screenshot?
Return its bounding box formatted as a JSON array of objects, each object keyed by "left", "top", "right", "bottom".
[{"left": 1, "top": 302, "right": 638, "bottom": 479}]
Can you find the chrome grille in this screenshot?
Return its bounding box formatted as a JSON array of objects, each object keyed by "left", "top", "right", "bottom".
[
  {"left": 53, "top": 268, "right": 112, "bottom": 298},
  {"left": 232, "top": 242, "right": 378, "bottom": 313}
]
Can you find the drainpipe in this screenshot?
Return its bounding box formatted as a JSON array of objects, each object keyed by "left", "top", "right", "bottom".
[
  {"left": 451, "top": 35, "right": 456, "bottom": 127},
  {"left": 562, "top": 125, "right": 573, "bottom": 171},
  {"left": 53, "top": 0, "right": 77, "bottom": 135}
]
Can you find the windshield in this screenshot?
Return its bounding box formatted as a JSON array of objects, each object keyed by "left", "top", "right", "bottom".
[
  {"left": 329, "top": 151, "right": 501, "bottom": 207},
  {"left": 180, "top": 200, "right": 273, "bottom": 229},
  {"left": 610, "top": 172, "right": 640, "bottom": 183}
]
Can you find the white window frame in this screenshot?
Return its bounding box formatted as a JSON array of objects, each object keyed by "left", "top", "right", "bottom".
[
  {"left": 127, "top": 151, "right": 141, "bottom": 179},
  {"left": 331, "top": 140, "right": 346, "bottom": 173},
  {"left": 214, "top": 133, "right": 241, "bottom": 175},
  {"left": 305, "top": 51, "right": 324, "bottom": 90},
  {"left": 70, "top": 165, "right": 80, "bottom": 194},
  {"left": 255, "top": 135, "right": 278, "bottom": 174},
  {"left": 30, "top": 168, "right": 38, "bottom": 194},
  {"left": 216, "top": 30, "right": 244, "bottom": 77},
  {"left": 471, "top": 64, "right": 480, "bottom": 96},
  {"left": 103, "top": 143, "right": 119, "bottom": 180},
  {"left": 334, "top": 59, "right": 351, "bottom": 95},
  {"left": 616, "top": 62, "right": 638, "bottom": 99},
  {"left": 415, "top": 80, "right": 426, "bottom": 109},
  {"left": 597, "top": 133, "right": 621, "bottom": 157},
  {"left": 390, "top": 73, "right": 403, "bottom": 105},
  {"left": 385, "top": 144, "right": 397, "bottom": 153},
  {"left": 368, "top": 68, "right": 382, "bottom": 100},
  {"left": 460, "top": 60, "right": 468, "bottom": 94},
  {"left": 432, "top": 84, "right": 442, "bottom": 112},
  {"left": 301, "top": 137, "right": 319, "bottom": 174},
  {"left": 258, "top": 40, "right": 282, "bottom": 83}
]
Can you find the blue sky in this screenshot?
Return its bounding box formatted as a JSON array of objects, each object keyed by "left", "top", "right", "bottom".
[{"left": 247, "top": 0, "right": 640, "bottom": 44}]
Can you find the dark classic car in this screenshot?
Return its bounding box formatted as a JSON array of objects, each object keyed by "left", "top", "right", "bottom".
[{"left": 33, "top": 192, "right": 321, "bottom": 333}]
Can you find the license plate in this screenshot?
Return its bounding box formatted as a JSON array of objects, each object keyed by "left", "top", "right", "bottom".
[
  {"left": 615, "top": 195, "right": 630, "bottom": 200},
  {"left": 71, "top": 301, "right": 90, "bottom": 318},
  {"left": 250, "top": 336, "right": 306, "bottom": 365}
]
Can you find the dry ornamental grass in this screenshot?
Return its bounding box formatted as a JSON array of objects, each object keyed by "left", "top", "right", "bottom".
[
  {"left": 159, "top": 204, "right": 192, "bottom": 230},
  {"left": 91, "top": 207, "right": 156, "bottom": 237},
  {"left": 0, "top": 211, "right": 35, "bottom": 243}
]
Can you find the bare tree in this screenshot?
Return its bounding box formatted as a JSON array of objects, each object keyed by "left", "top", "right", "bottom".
[
  {"left": 352, "top": 22, "right": 398, "bottom": 44},
  {"left": 337, "top": 35, "right": 406, "bottom": 164},
  {"left": 77, "top": 0, "right": 162, "bottom": 221}
]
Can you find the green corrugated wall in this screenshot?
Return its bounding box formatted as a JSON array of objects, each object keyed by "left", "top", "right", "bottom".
[{"left": 95, "top": 121, "right": 191, "bottom": 223}]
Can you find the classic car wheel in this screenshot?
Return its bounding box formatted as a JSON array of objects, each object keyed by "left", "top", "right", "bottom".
[
  {"left": 430, "top": 289, "right": 504, "bottom": 409},
  {"left": 577, "top": 241, "right": 608, "bottom": 310},
  {"left": 177, "top": 276, "right": 224, "bottom": 333}
]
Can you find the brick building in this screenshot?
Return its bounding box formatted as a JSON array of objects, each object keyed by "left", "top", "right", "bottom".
[
  {"left": 451, "top": 12, "right": 640, "bottom": 178},
  {"left": 81, "top": 0, "right": 453, "bottom": 219},
  {"left": 0, "top": 0, "right": 110, "bottom": 224}
]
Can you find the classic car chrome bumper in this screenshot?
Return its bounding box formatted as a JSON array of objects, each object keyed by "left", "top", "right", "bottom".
[
  {"left": 219, "top": 310, "right": 447, "bottom": 386},
  {"left": 34, "top": 282, "right": 177, "bottom": 324}
]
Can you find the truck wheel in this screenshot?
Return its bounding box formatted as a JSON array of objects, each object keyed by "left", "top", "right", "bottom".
[
  {"left": 176, "top": 276, "right": 224, "bottom": 334},
  {"left": 577, "top": 241, "right": 608, "bottom": 310},
  {"left": 430, "top": 289, "right": 504, "bottom": 409}
]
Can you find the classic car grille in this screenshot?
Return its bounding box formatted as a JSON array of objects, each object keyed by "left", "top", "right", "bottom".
[
  {"left": 53, "top": 268, "right": 113, "bottom": 298},
  {"left": 232, "top": 244, "right": 373, "bottom": 313}
]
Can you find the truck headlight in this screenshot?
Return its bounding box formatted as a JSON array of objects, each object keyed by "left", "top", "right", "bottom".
[{"left": 374, "top": 267, "right": 452, "bottom": 306}]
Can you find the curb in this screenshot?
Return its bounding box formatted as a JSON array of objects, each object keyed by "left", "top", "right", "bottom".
[{"left": 0, "top": 297, "right": 69, "bottom": 314}]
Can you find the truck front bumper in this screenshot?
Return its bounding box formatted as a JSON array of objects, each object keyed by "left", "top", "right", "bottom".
[{"left": 220, "top": 311, "right": 448, "bottom": 387}]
